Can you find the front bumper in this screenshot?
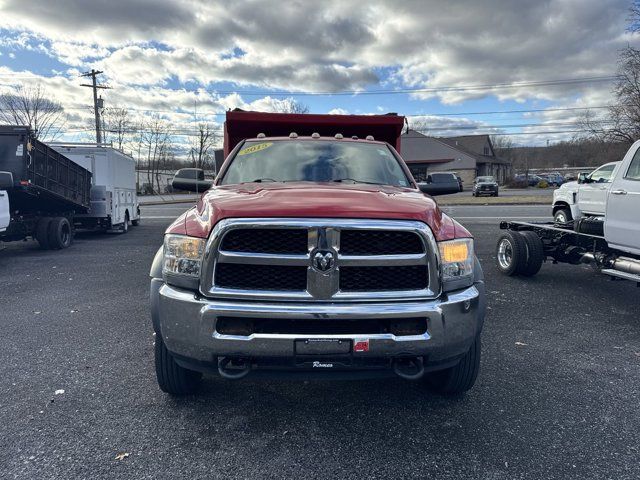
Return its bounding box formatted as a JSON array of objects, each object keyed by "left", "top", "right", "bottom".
[
  {"left": 474, "top": 186, "right": 498, "bottom": 195},
  {"left": 151, "top": 279, "right": 486, "bottom": 368}
]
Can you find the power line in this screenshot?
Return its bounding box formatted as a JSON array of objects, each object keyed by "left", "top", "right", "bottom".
[
  {"left": 210, "top": 75, "right": 620, "bottom": 97},
  {"left": 0, "top": 104, "right": 621, "bottom": 119}
]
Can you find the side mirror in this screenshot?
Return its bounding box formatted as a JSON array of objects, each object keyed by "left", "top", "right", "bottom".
[
  {"left": 577, "top": 172, "right": 589, "bottom": 184},
  {"left": 171, "top": 168, "right": 213, "bottom": 193},
  {"left": 0, "top": 171, "right": 14, "bottom": 189}
]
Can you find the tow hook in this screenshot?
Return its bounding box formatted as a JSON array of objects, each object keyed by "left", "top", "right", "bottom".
[
  {"left": 217, "top": 357, "right": 252, "bottom": 380},
  {"left": 393, "top": 357, "right": 425, "bottom": 380}
]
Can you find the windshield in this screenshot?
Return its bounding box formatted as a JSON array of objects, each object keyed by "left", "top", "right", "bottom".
[
  {"left": 429, "top": 173, "right": 456, "bottom": 183},
  {"left": 477, "top": 176, "right": 495, "bottom": 182},
  {"left": 220, "top": 140, "right": 411, "bottom": 187}
]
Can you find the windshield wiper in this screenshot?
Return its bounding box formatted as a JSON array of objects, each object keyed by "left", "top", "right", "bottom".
[
  {"left": 248, "top": 178, "right": 278, "bottom": 183},
  {"left": 333, "top": 178, "right": 386, "bottom": 185}
]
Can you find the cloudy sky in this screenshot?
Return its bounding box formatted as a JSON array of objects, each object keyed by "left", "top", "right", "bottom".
[{"left": 0, "top": 0, "right": 637, "bottom": 149}]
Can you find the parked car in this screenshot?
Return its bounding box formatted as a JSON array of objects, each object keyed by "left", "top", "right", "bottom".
[
  {"left": 543, "top": 172, "right": 565, "bottom": 187},
  {"left": 472, "top": 176, "right": 499, "bottom": 197},
  {"left": 149, "top": 111, "right": 486, "bottom": 396},
  {"left": 528, "top": 174, "right": 545, "bottom": 187},
  {"left": 418, "top": 172, "right": 461, "bottom": 195}
]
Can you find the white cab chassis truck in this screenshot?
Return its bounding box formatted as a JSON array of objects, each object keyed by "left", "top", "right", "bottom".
[
  {"left": 51, "top": 144, "right": 140, "bottom": 232},
  {"left": 496, "top": 140, "right": 640, "bottom": 284},
  {"left": 552, "top": 161, "right": 620, "bottom": 224}
]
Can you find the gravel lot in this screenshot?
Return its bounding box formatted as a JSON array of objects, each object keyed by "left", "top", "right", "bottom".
[{"left": 1, "top": 203, "right": 638, "bottom": 479}]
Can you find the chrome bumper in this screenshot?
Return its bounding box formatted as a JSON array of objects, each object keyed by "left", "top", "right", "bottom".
[{"left": 151, "top": 279, "right": 486, "bottom": 365}]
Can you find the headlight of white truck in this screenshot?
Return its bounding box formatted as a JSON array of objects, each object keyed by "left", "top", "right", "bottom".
[
  {"left": 438, "top": 238, "right": 475, "bottom": 291},
  {"left": 163, "top": 234, "right": 205, "bottom": 289}
]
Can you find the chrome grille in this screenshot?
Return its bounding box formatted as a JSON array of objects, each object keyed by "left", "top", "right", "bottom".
[
  {"left": 340, "top": 230, "right": 424, "bottom": 255},
  {"left": 201, "top": 219, "right": 440, "bottom": 302},
  {"left": 220, "top": 228, "right": 308, "bottom": 254},
  {"left": 339, "top": 265, "right": 428, "bottom": 291}
]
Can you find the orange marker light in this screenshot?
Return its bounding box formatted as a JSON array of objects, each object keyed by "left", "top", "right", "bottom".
[{"left": 440, "top": 241, "right": 469, "bottom": 263}]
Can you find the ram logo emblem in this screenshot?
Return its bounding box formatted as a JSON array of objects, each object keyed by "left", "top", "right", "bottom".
[{"left": 312, "top": 250, "right": 336, "bottom": 273}]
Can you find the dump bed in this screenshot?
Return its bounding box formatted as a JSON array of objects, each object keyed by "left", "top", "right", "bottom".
[
  {"left": 0, "top": 125, "right": 91, "bottom": 213},
  {"left": 223, "top": 110, "right": 405, "bottom": 157}
]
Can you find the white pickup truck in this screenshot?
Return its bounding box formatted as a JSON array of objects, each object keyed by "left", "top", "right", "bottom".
[
  {"left": 496, "top": 139, "right": 640, "bottom": 282},
  {"left": 552, "top": 161, "right": 621, "bottom": 223}
]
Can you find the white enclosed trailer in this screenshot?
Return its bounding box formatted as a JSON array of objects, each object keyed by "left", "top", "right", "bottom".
[{"left": 50, "top": 143, "right": 140, "bottom": 232}]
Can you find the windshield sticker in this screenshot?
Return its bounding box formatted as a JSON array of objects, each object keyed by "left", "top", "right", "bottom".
[
  {"left": 377, "top": 149, "right": 389, "bottom": 156},
  {"left": 238, "top": 142, "right": 273, "bottom": 156}
]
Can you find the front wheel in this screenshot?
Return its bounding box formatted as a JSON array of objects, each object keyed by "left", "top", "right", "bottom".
[
  {"left": 426, "top": 336, "right": 481, "bottom": 395},
  {"left": 554, "top": 208, "right": 572, "bottom": 223},
  {"left": 155, "top": 334, "right": 202, "bottom": 395}
]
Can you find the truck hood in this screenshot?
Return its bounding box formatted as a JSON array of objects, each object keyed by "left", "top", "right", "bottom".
[
  {"left": 166, "top": 182, "right": 470, "bottom": 241},
  {"left": 558, "top": 180, "right": 579, "bottom": 192}
]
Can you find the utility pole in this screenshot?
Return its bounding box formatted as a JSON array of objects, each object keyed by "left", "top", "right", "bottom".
[{"left": 80, "top": 70, "right": 110, "bottom": 143}]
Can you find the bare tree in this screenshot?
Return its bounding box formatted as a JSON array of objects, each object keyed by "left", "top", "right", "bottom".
[
  {"left": 101, "top": 106, "right": 131, "bottom": 150},
  {"left": 139, "top": 116, "right": 173, "bottom": 194},
  {"left": 581, "top": 46, "right": 640, "bottom": 144},
  {"left": 189, "top": 123, "right": 217, "bottom": 170},
  {"left": 277, "top": 99, "right": 309, "bottom": 114},
  {"left": 0, "top": 84, "right": 65, "bottom": 140}
]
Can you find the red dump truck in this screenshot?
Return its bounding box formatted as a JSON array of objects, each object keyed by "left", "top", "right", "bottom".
[{"left": 150, "top": 111, "right": 485, "bottom": 396}]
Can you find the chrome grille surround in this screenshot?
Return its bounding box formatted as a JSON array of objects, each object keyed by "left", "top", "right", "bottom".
[{"left": 200, "top": 218, "right": 441, "bottom": 302}]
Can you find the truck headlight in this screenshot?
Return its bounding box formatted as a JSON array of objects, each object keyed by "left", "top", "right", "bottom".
[
  {"left": 438, "top": 238, "right": 474, "bottom": 291},
  {"left": 163, "top": 234, "right": 205, "bottom": 289}
]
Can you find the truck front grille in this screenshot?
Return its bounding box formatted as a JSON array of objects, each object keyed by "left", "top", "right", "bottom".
[
  {"left": 215, "top": 264, "right": 307, "bottom": 291},
  {"left": 220, "top": 228, "right": 308, "bottom": 254},
  {"left": 203, "top": 219, "right": 439, "bottom": 301},
  {"left": 340, "top": 230, "right": 424, "bottom": 255},
  {"left": 340, "top": 265, "right": 428, "bottom": 291}
]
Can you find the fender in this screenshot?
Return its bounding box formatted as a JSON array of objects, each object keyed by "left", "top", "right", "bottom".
[{"left": 149, "top": 246, "right": 163, "bottom": 279}]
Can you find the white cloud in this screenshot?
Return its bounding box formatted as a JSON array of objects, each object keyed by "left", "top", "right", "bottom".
[
  {"left": 328, "top": 108, "right": 349, "bottom": 115},
  {"left": 0, "top": 0, "right": 638, "bottom": 146},
  {"left": 0, "top": 0, "right": 634, "bottom": 100}
]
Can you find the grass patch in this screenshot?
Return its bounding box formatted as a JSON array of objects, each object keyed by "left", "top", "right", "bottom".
[{"left": 438, "top": 195, "right": 552, "bottom": 206}]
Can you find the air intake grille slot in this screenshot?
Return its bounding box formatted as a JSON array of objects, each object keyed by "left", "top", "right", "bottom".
[
  {"left": 221, "top": 228, "right": 308, "bottom": 254},
  {"left": 216, "top": 317, "right": 428, "bottom": 336},
  {"left": 340, "top": 230, "right": 424, "bottom": 255},
  {"left": 340, "top": 265, "right": 428, "bottom": 291},
  {"left": 215, "top": 263, "right": 307, "bottom": 291}
]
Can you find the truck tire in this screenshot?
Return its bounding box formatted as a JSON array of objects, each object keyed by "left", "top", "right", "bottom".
[
  {"left": 554, "top": 208, "right": 572, "bottom": 223},
  {"left": 48, "top": 217, "right": 73, "bottom": 249},
  {"left": 131, "top": 218, "right": 140, "bottom": 226},
  {"left": 426, "top": 336, "right": 481, "bottom": 395},
  {"left": 519, "top": 231, "right": 545, "bottom": 277},
  {"left": 155, "top": 335, "right": 202, "bottom": 395},
  {"left": 575, "top": 217, "right": 604, "bottom": 236},
  {"left": 496, "top": 231, "right": 527, "bottom": 276},
  {"left": 35, "top": 218, "right": 52, "bottom": 249}
]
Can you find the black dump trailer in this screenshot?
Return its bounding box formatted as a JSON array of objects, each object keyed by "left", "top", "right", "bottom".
[{"left": 0, "top": 125, "right": 92, "bottom": 250}]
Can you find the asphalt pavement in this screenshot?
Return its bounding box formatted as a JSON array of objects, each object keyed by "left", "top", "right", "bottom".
[{"left": 1, "top": 202, "right": 639, "bottom": 479}]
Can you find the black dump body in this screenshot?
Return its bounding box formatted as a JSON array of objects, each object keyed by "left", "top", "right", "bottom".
[{"left": 0, "top": 125, "right": 91, "bottom": 213}]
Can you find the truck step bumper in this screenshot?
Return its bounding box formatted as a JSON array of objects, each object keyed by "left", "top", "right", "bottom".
[{"left": 151, "top": 279, "right": 485, "bottom": 365}]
